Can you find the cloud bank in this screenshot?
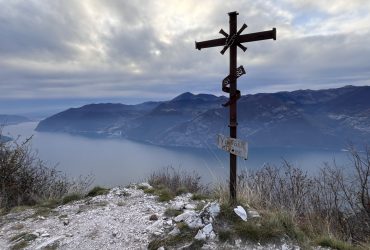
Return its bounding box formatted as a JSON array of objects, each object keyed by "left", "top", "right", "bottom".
[{"left": 0, "top": 0, "right": 369, "bottom": 100}]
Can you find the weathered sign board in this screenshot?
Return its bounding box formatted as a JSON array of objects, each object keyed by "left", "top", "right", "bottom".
[{"left": 217, "top": 134, "right": 248, "bottom": 159}]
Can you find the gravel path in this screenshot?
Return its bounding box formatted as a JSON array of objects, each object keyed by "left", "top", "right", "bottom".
[{"left": 0, "top": 186, "right": 167, "bottom": 249}]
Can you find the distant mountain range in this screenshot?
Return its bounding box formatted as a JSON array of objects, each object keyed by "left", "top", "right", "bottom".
[
  {"left": 36, "top": 85, "right": 370, "bottom": 149},
  {"left": 0, "top": 114, "right": 30, "bottom": 126}
]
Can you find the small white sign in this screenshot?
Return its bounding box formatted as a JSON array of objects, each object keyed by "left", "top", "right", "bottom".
[{"left": 217, "top": 134, "right": 248, "bottom": 159}]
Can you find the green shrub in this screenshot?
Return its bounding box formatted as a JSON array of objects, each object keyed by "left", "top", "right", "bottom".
[
  {"left": 218, "top": 229, "right": 233, "bottom": 242},
  {"left": 62, "top": 193, "right": 82, "bottom": 204},
  {"left": 316, "top": 236, "right": 360, "bottom": 250},
  {"left": 164, "top": 208, "right": 182, "bottom": 217},
  {"left": 86, "top": 186, "right": 110, "bottom": 197},
  {"left": 191, "top": 193, "right": 209, "bottom": 201},
  {"left": 157, "top": 188, "right": 174, "bottom": 202}
]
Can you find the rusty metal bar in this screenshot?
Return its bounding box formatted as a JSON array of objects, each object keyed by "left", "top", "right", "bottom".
[
  {"left": 229, "top": 11, "right": 238, "bottom": 203},
  {"left": 237, "top": 28, "right": 276, "bottom": 43},
  {"left": 195, "top": 38, "right": 226, "bottom": 50},
  {"left": 195, "top": 28, "right": 276, "bottom": 50}
]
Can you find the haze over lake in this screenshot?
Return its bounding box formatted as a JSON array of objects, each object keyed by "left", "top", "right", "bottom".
[{"left": 3, "top": 122, "right": 349, "bottom": 187}]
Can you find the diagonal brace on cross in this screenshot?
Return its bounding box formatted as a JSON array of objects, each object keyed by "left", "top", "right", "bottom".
[{"left": 219, "top": 23, "right": 248, "bottom": 54}]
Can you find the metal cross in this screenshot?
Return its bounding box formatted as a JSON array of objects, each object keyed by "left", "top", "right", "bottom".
[{"left": 195, "top": 11, "right": 276, "bottom": 203}]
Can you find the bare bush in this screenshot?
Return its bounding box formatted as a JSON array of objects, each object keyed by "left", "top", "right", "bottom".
[
  {"left": 0, "top": 132, "right": 92, "bottom": 209},
  {"left": 148, "top": 166, "right": 206, "bottom": 195},
  {"left": 218, "top": 145, "right": 370, "bottom": 245}
]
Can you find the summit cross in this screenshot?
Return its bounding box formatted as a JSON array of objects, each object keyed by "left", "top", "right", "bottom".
[{"left": 195, "top": 11, "right": 276, "bottom": 203}]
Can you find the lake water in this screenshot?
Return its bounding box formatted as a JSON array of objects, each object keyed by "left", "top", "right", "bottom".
[{"left": 2, "top": 122, "right": 350, "bottom": 187}]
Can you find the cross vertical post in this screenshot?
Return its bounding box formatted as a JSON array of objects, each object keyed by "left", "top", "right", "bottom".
[
  {"left": 195, "top": 11, "right": 276, "bottom": 203},
  {"left": 229, "top": 11, "right": 238, "bottom": 202}
]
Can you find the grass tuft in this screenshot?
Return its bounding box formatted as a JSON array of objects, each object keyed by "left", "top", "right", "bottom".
[
  {"left": 61, "top": 193, "right": 82, "bottom": 205},
  {"left": 148, "top": 222, "right": 198, "bottom": 250},
  {"left": 191, "top": 193, "right": 209, "bottom": 201},
  {"left": 316, "top": 236, "right": 360, "bottom": 250},
  {"left": 147, "top": 167, "right": 207, "bottom": 202},
  {"left": 164, "top": 208, "right": 182, "bottom": 217},
  {"left": 86, "top": 186, "right": 110, "bottom": 197}
]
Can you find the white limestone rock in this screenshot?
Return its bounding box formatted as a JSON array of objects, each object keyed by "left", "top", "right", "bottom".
[
  {"left": 174, "top": 211, "right": 196, "bottom": 222},
  {"left": 194, "top": 224, "right": 214, "bottom": 240},
  {"left": 169, "top": 227, "right": 180, "bottom": 236},
  {"left": 234, "top": 205, "right": 248, "bottom": 221},
  {"left": 172, "top": 201, "right": 185, "bottom": 211},
  {"left": 208, "top": 202, "right": 220, "bottom": 217},
  {"left": 185, "top": 203, "right": 196, "bottom": 210}
]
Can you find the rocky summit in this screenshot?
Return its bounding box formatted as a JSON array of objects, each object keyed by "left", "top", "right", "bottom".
[{"left": 0, "top": 184, "right": 310, "bottom": 250}]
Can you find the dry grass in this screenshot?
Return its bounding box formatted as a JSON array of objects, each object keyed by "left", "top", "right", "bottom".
[
  {"left": 0, "top": 131, "right": 93, "bottom": 210},
  {"left": 213, "top": 145, "right": 370, "bottom": 249},
  {"left": 147, "top": 167, "right": 208, "bottom": 201}
]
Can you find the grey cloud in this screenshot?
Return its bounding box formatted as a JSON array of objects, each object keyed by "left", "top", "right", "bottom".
[{"left": 0, "top": 0, "right": 369, "bottom": 101}]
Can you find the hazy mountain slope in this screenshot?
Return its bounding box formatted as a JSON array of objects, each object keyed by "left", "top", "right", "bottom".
[
  {"left": 36, "top": 86, "right": 370, "bottom": 149},
  {"left": 35, "top": 102, "right": 160, "bottom": 136},
  {"left": 0, "top": 114, "right": 30, "bottom": 125},
  {"left": 124, "top": 93, "right": 227, "bottom": 143}
]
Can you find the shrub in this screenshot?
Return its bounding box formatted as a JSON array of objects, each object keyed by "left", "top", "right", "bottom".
[
  {"left": 147, "top": 167, "right": 207, "bottom": 201},
  {"left": 0, "top": 131, "right": 92, "bottom": 210},
  {"left": 62, "top": 193, "right": 83, "bottom": 205},
  {"left": 214, "top": 145, "right": 370, "bottom": 248},
  {"left": 86, "top": 186, "right": 110, "bottom": 197},
  {"left": 164, "top": 208, "right": 182, "bottom": 217},
  {"left": 316, "top": 236, "right": 359, "bottom": 250}
]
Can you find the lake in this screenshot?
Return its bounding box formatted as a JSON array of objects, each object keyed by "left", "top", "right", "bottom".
[{"left": 2, "top": 122, "right": 349, "bottom": 187}]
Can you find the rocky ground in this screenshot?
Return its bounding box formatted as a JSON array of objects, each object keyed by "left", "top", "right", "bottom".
[{"left": 0, "top": 184, "right": 320, "bottom": 250}]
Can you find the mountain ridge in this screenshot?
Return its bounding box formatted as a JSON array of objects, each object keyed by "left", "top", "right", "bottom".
[{"left": 36, "top": 85, "right": 370, "bottom": 149}]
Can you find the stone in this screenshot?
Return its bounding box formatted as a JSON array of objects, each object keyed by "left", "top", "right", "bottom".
[
  {"left": 194, "top": 229, "right": 206, "bottom": 240},
  {"left": 153, "top": 231, "right": 162, "bottom": 236},
  {"left": 34, "top": 236, "right": 62, "bottom": 250},
  {"left": 41, "top": 233, "right": 50, "bottom": 237},
  {"left": 185, "top": 216, "right": 203, "bottom": 228},
  {"left": 209, "top": 231, "right": 216, "bottom": 239},
  {"left": 194, "top": 223, "right": 213, "bottom": 240},
  {"left": 202, "top": 224, "right": 213, "bottom": 235},
  {"left": 247, "top": 209, "right": 261, "bottom": 218},
  {"left": 174, "top": 211, "right": 195, "bottom": 222},
  {"left": 149, "top": 214, "right": 158, "bottom": 221},
  {"left": 185, "top": 203, "right": 196, "bottom": 210},
  {"left": 208, "top": 202, "right": 220, "bottom": 217},
  {"left": 139, "top": 182, "right": 152, "bottom": 189},
  {"left": 165, "top": 219, "right": 173, "bottom": 226},
  {"left": 172, "top": 201, "right": 185, "bottom": 211},
  {"left": 63, "top": 219, "right": 69, "bottom": 226},
  {"left": 234, "top": 205, "right": 248, "bottom": 221},
  {"left": 169, "top": 227, "right": 180, "bottom": 236},
  {"left": 157, "top": 247, "right": 165, "bottom": 250},
  {"left": 174, "top": 211, "right": 204, "bottom": 228}
]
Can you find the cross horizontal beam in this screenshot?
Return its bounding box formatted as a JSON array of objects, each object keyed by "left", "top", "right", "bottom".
[{"left": 195, "top": 28, "right": 276, "bottom": 50}]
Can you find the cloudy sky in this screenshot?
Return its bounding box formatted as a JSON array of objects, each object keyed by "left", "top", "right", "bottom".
[{"left": 1, "top": 0, "right": 370, "bottom": 114}]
